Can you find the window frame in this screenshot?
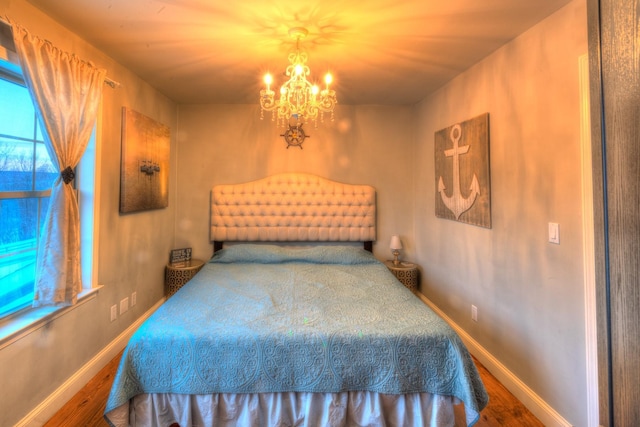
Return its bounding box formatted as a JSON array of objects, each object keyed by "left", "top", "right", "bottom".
[
  {"left": 0, "top": 42, "right": 101, "bottom": 340},
  {"left": 0, "top": 62, "right": 54, "bottom": 318}
]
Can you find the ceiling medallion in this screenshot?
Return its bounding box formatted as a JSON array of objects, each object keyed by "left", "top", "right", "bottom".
[{"left": 259, "top": 27, "right": 337, "bottom": 131}]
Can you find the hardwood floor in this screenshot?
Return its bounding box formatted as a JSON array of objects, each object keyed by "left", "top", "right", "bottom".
[
  {"left": 471, "top": 360, "right": 543, "bottom": 427},
  {"left": 45, "top": 352, "right": 542, "bottom": 427},
  {"left": 44, "top": 351, "right": 123, "bottom": 427}
]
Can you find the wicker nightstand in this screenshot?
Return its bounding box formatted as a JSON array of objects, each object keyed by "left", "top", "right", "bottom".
[
  {"left": 384, "top": 260, "right": 418, "bottom": 293},
  {"left": 165, "top": 259, "right": 205, "bottom": 297}
]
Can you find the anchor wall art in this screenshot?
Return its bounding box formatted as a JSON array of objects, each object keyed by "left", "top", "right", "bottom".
[
  {"left": 119, "top": 107, "right": 170, "bottom": 213},
  {"left": 434, "top": 113, "right": 491, "bottom": 228}
]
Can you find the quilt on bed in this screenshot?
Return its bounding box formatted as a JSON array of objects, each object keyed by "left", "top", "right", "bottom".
[{"left": 105, "top": 245, "right": 488, "bottom": 423}]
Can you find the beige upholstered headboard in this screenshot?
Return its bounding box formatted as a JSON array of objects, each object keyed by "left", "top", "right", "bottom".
[{"left": 211, "top": 173, "right": 376, "bottom": 251}]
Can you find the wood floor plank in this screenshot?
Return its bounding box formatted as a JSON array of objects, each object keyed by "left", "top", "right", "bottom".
[
  {"left": 472, "top": 357, "right": 544, "bottom": 427},
  {"left": 43, "top": 350, "right": 122, "bottom": 427},
  {"left": 45, "top": 351, "right": 542, "bottom": 426}
]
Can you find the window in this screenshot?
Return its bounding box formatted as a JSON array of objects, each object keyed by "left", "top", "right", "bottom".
[
  {"left": 0, "top": 27, "right": 101, "bottom": 335},
  {"left": 0, "top": 58, "right": 57, "bottom": 319}
]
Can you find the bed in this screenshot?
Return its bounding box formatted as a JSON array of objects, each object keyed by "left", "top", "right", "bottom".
[{"left": 104, "top": 173, "right": 488, "bottom": 427}]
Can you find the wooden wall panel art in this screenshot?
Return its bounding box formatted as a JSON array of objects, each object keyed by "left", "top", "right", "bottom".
[
  {"left": 120, "top": 107, "right": 170, "bottom": 213},
  {"left": 434, "top": 113, "right": 491, "bottom": 228}
]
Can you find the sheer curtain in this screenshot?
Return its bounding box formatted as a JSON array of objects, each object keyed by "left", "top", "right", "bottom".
[{"left": 11, "top": 22, "right": 106, "bottom": 307}]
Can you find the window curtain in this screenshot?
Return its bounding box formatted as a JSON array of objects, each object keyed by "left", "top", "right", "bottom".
[{"left": 11, "top": 22, "right": 106, "bottom": 307}]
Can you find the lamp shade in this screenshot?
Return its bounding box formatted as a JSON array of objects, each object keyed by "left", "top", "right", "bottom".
[{"left": 389, "top": 235, "right": 402, "bottom": 250}]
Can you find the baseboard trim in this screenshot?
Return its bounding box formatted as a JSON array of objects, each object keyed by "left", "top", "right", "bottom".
[
  {"left": 417, "top": 293, "right": 574, "bottom": 427},
  {"left": 16, "top": 298, "right": 165, "bottom": 427}
]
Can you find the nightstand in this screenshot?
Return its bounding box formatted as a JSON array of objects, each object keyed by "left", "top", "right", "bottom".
[
  {"left": 384, "top": 260, "right": 418, "bottom": 293},
  {"left": 165, "top": 259, "right": 205, "bottom": 297}
]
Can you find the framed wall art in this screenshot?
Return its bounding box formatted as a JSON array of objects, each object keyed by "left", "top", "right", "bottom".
[
  {"left": 434, "top": 113, "right": 491, "bottom": 228},
  {"left": 120, "top": 107, "right": 170, "bottom": 213},
  {"left": 169, "top": 247, "right": 192, "bottom": 267}
]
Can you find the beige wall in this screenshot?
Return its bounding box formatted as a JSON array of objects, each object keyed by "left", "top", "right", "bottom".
[
  {"left": 0, "top": 1, "right": 177, "bottom": 426},
  {"left": 414, "top": 1, "right": 588, "bottom": 425},
  {"left": 175, "top": 104, "right": 416, "bottom": 261}
]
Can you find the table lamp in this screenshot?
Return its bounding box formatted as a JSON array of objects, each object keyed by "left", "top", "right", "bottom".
[{"left": 390, "top": 235, "right": 402, "bottom": 266}]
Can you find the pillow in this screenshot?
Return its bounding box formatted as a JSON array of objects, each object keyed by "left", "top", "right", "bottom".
[{"left": 210, "top": 244, "right": 378, "bottom": 265}]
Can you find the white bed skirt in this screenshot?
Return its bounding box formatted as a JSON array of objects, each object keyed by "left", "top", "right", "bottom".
[{"left": 105, "top": 391, "right": 471, "bottom": 427}]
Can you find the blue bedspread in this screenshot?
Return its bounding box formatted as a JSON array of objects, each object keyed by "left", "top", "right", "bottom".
[{"left": 105, "top": 245, "right": 488, "bottom": 423}]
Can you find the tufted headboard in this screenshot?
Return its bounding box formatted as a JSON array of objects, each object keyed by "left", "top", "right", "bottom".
[{"left": 210, "top": 173, "right": 376, "bottom": 252}]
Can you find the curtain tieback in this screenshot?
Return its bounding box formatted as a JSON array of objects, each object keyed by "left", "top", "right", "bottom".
[{"left": 61, "top": 166, "right": 75, "bottom": 184}]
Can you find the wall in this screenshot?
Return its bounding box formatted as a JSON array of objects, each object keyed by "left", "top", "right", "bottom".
[
  {"left": 0, "top": 1, "right": 177, "bottom": 426},
  {"left": 413, "top": 1, "right": 588, "bottom": 425},
  {"left": 175, "top": 104, "right": 416, "bottom": 261}
]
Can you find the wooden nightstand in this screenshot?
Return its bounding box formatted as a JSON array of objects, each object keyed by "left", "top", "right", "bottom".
[
  {"left": 384, "top": 260, "right": 418, "bottom": 293},
  {"left": 165, "top": 259, "right": 205, "bottom": 297}
]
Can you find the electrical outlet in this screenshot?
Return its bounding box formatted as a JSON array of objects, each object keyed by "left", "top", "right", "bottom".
[
  {"left": 471, "top": 305, "right": 478, "bottom": 322},
  {"left": 110, "top": 305, "right": 117, "bottom": 322},
  {"left": 120, "top": 297, "right": 129, "bottom": 314},
  {"left": 131, "top": 291, "right": 137, "bottom": 307}
]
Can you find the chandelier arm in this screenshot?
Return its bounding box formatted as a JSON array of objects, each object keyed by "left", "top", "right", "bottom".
[{"left": 259, "top": 27, "right": 336, "bottom": 127}]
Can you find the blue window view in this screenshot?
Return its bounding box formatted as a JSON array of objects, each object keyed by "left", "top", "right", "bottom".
[{"left": 0, "top": 59, "right": 57, "bottom": 318}]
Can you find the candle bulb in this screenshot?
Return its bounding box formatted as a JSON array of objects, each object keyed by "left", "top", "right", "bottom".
[
  {"left": 324, "top": 73, "right": 332, "bottom": 90},
  {"left": 264, "top": 73, "right": 273, "bottom": 91}
]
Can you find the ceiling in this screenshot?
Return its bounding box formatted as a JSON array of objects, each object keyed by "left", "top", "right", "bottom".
[{"left": 27, "top": 0, "right": 573, "bottom": 105}]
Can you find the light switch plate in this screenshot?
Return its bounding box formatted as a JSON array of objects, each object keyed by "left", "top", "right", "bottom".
[{"left": 548, "top": 222, "right": 560, "bottom": 244}]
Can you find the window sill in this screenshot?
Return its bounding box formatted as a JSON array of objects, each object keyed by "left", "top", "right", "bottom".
[{"left": 0, "top": 286, "right": 102, "bottom": 351}]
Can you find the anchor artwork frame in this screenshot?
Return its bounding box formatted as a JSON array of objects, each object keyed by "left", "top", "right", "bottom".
[{"left": 434, "top": 113, "right": 491, "bottom": 228}]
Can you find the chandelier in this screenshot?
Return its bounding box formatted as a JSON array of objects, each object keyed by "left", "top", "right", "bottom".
[{"left": 260, "top": 27, "right": 337, "bottom": 127}]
